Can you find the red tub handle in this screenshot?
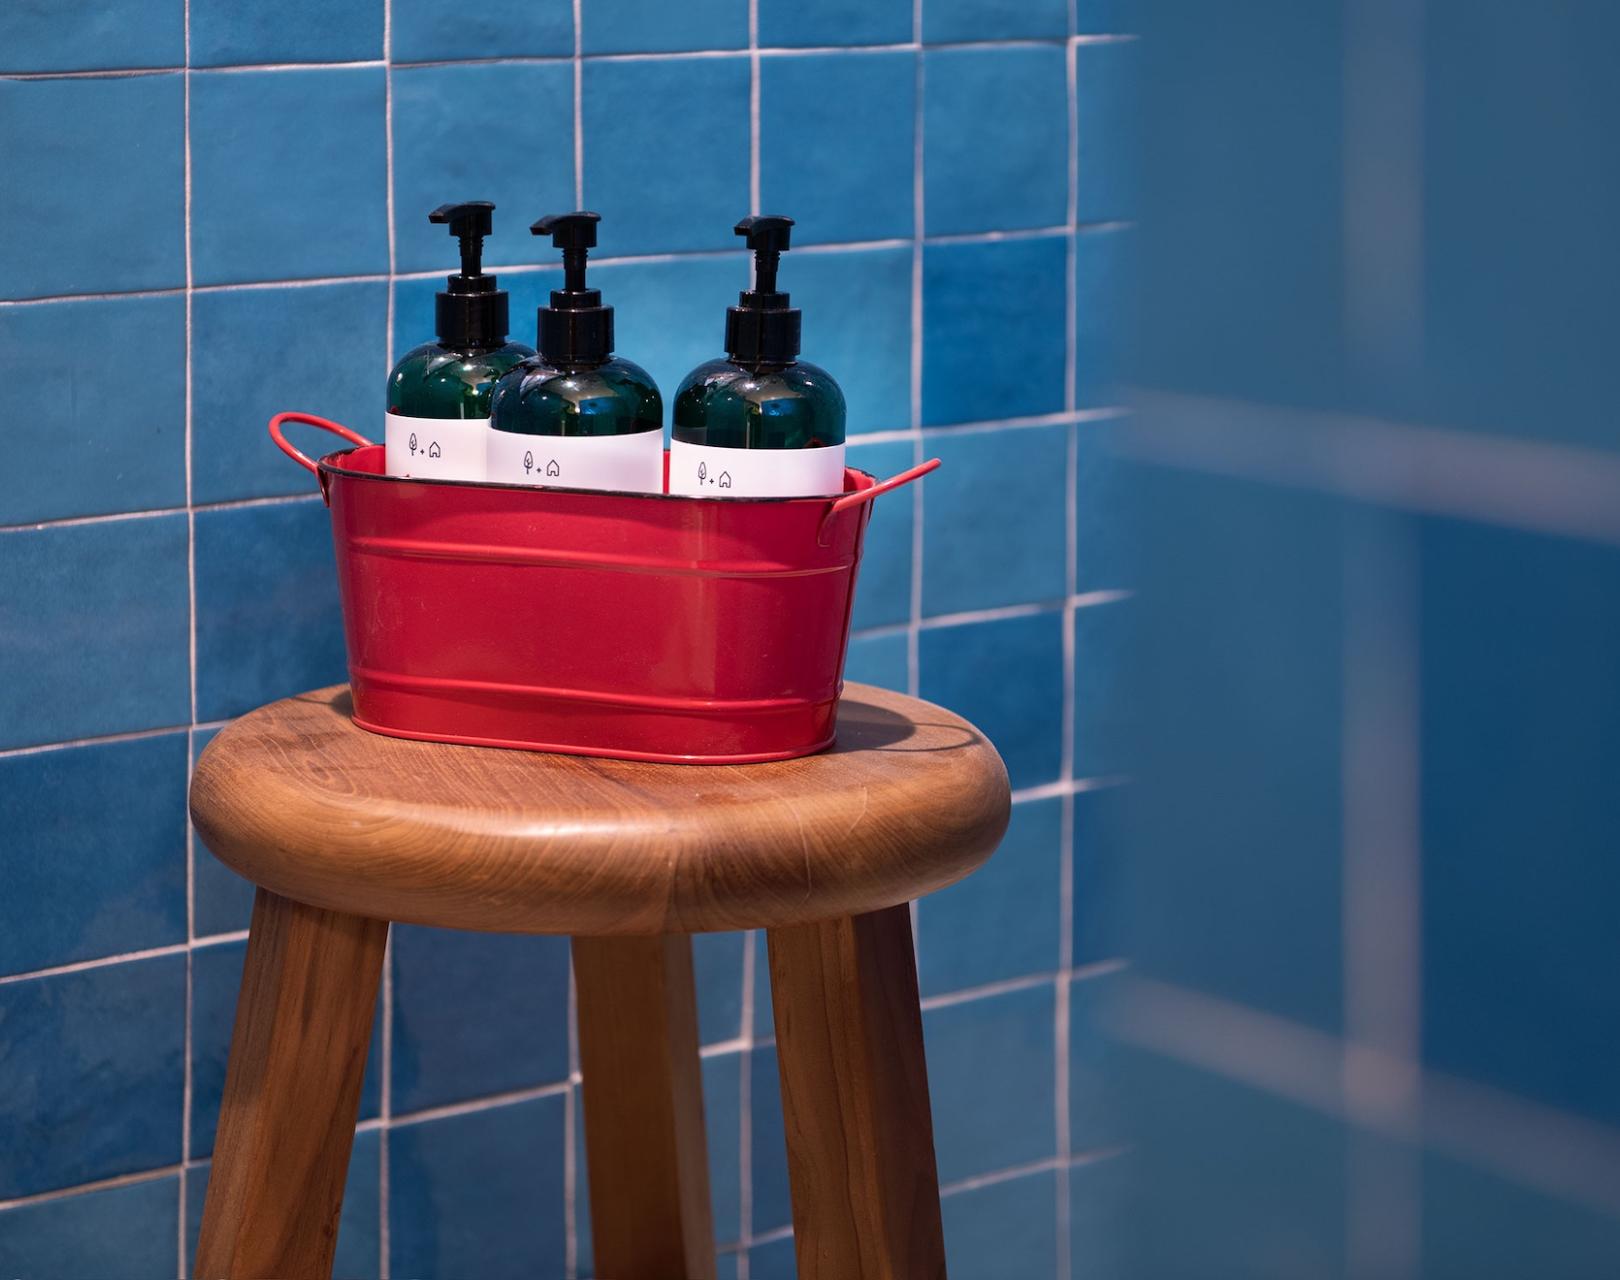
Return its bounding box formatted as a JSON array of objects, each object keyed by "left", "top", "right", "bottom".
[
  {"left": 819, "top": 457, "right": 940, "bottom": 543},
  {"left": 269, "top": 412, "right": 374, "bottom": 477}
]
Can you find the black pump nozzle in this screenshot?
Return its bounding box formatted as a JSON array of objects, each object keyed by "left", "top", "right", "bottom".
[
  {"left": 727, "top": 214, "right": 801, "bottom": 365},
  {"left": 531, "top": 211, "right": 613, "bottom": 366},
  {"left": 428, "top": 201, "right": 509, "bottom": 348}
]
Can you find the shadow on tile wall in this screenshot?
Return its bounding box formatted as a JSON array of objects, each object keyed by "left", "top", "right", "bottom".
[{"left": 0, "top": 0, "right": 1129, "bottom": 1274}]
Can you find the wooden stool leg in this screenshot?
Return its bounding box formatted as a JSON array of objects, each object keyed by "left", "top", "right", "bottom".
[
  {"left": 573, "top": 934, "right": 717, "bottom": 1280},
  {"left": 195, "top": 888, "right": 388, "bottom": 1279},
  {"left": 767, "top": 904, "right": 947, "bottom": 1280}
]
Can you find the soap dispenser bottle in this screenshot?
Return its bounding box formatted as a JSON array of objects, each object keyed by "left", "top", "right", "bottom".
[
  {"left": 670, "top": 215, "right": 846, "bottom": 498},
  {"left": 486, "top": 212, "right": 664, "bottom": 493},
  {"left": 386, "top": 201, "right": 534, "bottom": 481}
]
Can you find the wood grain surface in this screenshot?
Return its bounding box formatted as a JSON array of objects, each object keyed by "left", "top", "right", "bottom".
[
  {"left": 574, "top": 934, "right": 717, "bottom": 1280},
  {"left": 194, "top": 889, "right": 387, "bottom": 1279},
  {"left": 189, "top": 682, "right": 1009, "bottom": 935},
  {"left": 768, "top": 904, "right": 947, "bottom": 1279}
]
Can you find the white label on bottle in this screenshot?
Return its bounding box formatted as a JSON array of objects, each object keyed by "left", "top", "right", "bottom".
[
  {"left": 487, "top": 427, "right": 665, "bottom": 494},
  {"left": 667, "top": 439, "right": 846, "bottom": 498},
  {"left": 385, "top": 413, "right": 487, "bottom": 482}
]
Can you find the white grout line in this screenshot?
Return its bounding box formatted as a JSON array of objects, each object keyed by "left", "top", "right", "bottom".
[
  {"left": 572, "top": 0, "right": 584, "bottom": 207},
  {"left": 378, "top": 17, "right": 396, "bottom": 1275},
  {"left": 385, "top": 1077, "right": 572, "bottom": 1131},
  {"left": 748, "top": 0, "right": 761, "bottom": 217},
  {"left": 179, "top": 7, "right": 198, "bottom": 1262},
  {"left": 906, "top": 1, "right": 927, "bottom": 703},
  {"left": 0, "top": 941, "right": 194, "bottom": 986},
  {"left": 735, "top": 931, "right": 758, "bottom": 1278},
  {"left": 564, "top": 956, "right": 580, "bottom": 1279},
  {"left": 0, "top": 1164, "right": 183, "bottom": 1213}
]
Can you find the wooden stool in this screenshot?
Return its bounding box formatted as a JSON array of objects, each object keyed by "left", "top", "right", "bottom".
[{"left": 189, "top": 682, "right": 1010, "bottom": 1280}]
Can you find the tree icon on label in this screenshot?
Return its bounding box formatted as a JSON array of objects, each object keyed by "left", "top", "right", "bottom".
[
  {"left": 718, "top": 471, "right": 733, "bottom": 489},
  {"left": 545, "top": 459, "right": 561, "bottom": 477},
  {"left": 428, "top": 441, "right": 442, "bottom": 459},
  {"left": 408, "top": 432, "right": 419, "bottom": 455},
  {"left": 698, "top": 460, "right": 708, "bottom": 484},
  {"left": 523, "top": 450, "right": 534, "bottom": 474}
]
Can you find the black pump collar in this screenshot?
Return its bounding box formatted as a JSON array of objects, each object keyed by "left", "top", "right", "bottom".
[
  {"left": 533, "top": 211, "right": 614, "bottom": 366},
  {"left": 430, "top": 201, "right": 509, "bottom": 349},
  {"left": 726, "top": 214, "right": 801, "bottom": 365}
]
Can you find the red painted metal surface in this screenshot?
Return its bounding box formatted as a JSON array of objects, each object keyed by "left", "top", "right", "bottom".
[{"left": 270, "top": 413, "right": 938, "bottom": 763}]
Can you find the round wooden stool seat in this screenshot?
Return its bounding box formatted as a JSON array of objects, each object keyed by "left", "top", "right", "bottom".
[{"left": 191, "top": 681, "right": 1009, "bottom": 936}]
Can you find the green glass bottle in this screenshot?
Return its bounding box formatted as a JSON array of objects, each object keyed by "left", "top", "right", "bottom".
[
  {"left": 670, "top": 216, "right": 846, "bottom": 498},
  {"left": 385, "top": 201, "right": 533, "bottom": 482},
  {"left": 487, "top": 212, "right": 663, "bottom": 494}
]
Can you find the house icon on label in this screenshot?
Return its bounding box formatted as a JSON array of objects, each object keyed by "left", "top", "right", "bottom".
[
  {"left": 546, "top": 459, "right": 561, "bottom": 477},
  {"left": 428, "top": 441, "right": 442, "bottom": 459},
  {"left": 718, "top": 471, "right": 732, "bottom": 489}
]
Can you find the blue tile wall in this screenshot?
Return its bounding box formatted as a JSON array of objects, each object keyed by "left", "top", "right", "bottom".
[
  {"left": 0, "top": 295, "right": 186, "bottom": 523},
  {"left": 760, "top": 53, "right": 915, "bottom": 245},
  {"left": 0, "top": 954, "right": 185, "bottom": 1197},
  {"left": 0, "top": 1175, "right": 179, "bottom": 1276},
  {"left": 190, "top": 68, "right": 388, "bottom": 285},
  {"left": 390, "top": 927, "right": 570, "bottom": 1113},
  {"left": 389, "top": 1095, "right": 567, "bottom": 1277},
  {"left": 0, "top": 516, "right": 191, "bottom": 749},
  {"left": 392, "top": 63, "right": 575, "bottom": 275},
  {"left": 924, "top": 47, "right": 1069, "bottom": 236},
  {"left": 1074, "top": 39, "right": 1139, "bottom": 224},
  {"left": 1, "top": 0, "right": 1126, "bottom": 1271},
  {"left": 0, "top": 76, "right": 184, "bottom": 299},
  {"left": 192, "top": 282, "right": 388, "bottom": 503},
  {"left": 189, "top": 0, "right": 382, "bottom": 67},
  {"left": 0, "top": 733, "right": 188, "bottom": 976}
]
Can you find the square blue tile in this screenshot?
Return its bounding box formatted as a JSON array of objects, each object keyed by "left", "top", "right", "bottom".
[
  {"left": 1125, "top": 465, "right": 1344, "bottom": 1031},
  {"left": 1069, "top": 968, "right": 1127, "bottom": 1153},
  {"left": 390, "top": 1095, "right": 567, "bottom": 1278},
  {"left": 1, "top": 0, "right": 181, "bottom": 72},
  {"left": 0, "top": 296, "right": 186, "bottom": 523},
  {"left": 0, "top": 733, "right": 187, "bottom": 976},
  {"left": 847, "top": 439, "right": 915, "bottom": 631},
  {"left": 924, "top": 0, "right": 1066, "bottom": 44},
  {"left": 392, "top": 63, "right": 574, "bottom": 275},
  {"left": 922, "top": 237, "right": 1067, "bottom": 425},
  {"left": 582, "top": 58, "right": 750, "bottom": 255},
  {"left": 919, "top": 612, "right": 1064, "bottom": 789},
  {"left": 0, "top": 1175, "right": 178, "bottom": 1276},
  {"left": 758, "top": 0, "right": 911, "bottom": 47},
  {"left": 0, "top": 516, "right": 190, "bottom": 750},
  {"left": 190, "top": 0, "right": 381, "bottom": 66},
  {"left": 701, "top": 1049, "right": 743, "bottom": 1245},
  {"left": 393, "top": 0, "right": 571, "bottom": 62},
  {"left": 748, "top": 1233, "right": 799, "bottom": 1279},
  {"left": 191, "top": 68, "right": 387, "bottom": 285},
  {"left": 1073, "top": 417, "right": 1132, "bottom": 592},
  {"left": 190, "top": 937, "right": 382, "bottom": 1158},
  {"left": 185, "top": 1130, "right": 380, "bottom": 1279},
  {"left": 590, "top": 254, "right": 748, "bottom": 411},
  {"left": 192, "top": 282, "right": 387, "bottom": 504},
  {"left": 193, "top": 499, "right": 347, "bottom": 722},
  {"left": 1422, "top": 1148, "right": 1620, "bottom": 1278},
  {"left": 694, "top": 930, "right": 746, "bottom": 1047},
  {"left": 760, "top": 53, "right": 914, "bottom": 245},
  {"left": 1076, "top": 38, "right": 1140, "bottom": 223},
  {"left": 1074, "top": 226, "right": 1134, "bottom": 409},
  {"left": 941, "top": 1169, "right": 1058, "bottom": 1276},
  {"left": 0, "top": 76, "right": 183, "bottom": 298},
  {"left": 748, "top": 1044, "right": 793, "bottom": 1234},
  {"left": 1071, "top": 782, "right": 1126, "bottom": 967},
  {"left": 1420, "top": 518, "right": 1620, "bottom": 1127},
  {"left": 580, "top": 0, "right": 745, "bottom": 53},
  {"left": 1072, "top": 597, "right": 1131, "bottom": 777},
  {"left": 1076, "top": 1, "right": 1137, "bottom": 34},
  {"left": 918, "top": 795, "right": 1061, "bottom": 996},
  {"left": 191, "top": 726, "right": 257, "bottom": 938},
  {"left": 924, "top": 982, "right": 1056, "bottom": 1182},
  {"left": 843, "top": 631, "right": 909, "bottom": 692},
  {"left": 782, "top": 245, "right": 912, "bottom": 434},
  {"left": 391, "top": 926, "right": 570, "bottom": 1114},
  {"left": 0, "top": 954, "right": 185, "bottom": 1197},
  {"left": 922, "top": 423, "right": 1067, "bottom": 616},
  {"left": 1124, "top": 1048, "right": 1346, "bottom": 1277},
  {"left": 924, "top": 47, "right": 1067, "bottom": 236}
]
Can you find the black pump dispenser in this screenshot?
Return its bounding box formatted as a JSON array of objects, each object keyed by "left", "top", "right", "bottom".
[
  {"left": 533, "top": 211, "right": 613, "bottom": 366},
  {"left": 726, "top": 215, "right": 801, "bottom": 365},
  {"left": 430, "top": 201, "right": 510, "bottom": 350}
]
